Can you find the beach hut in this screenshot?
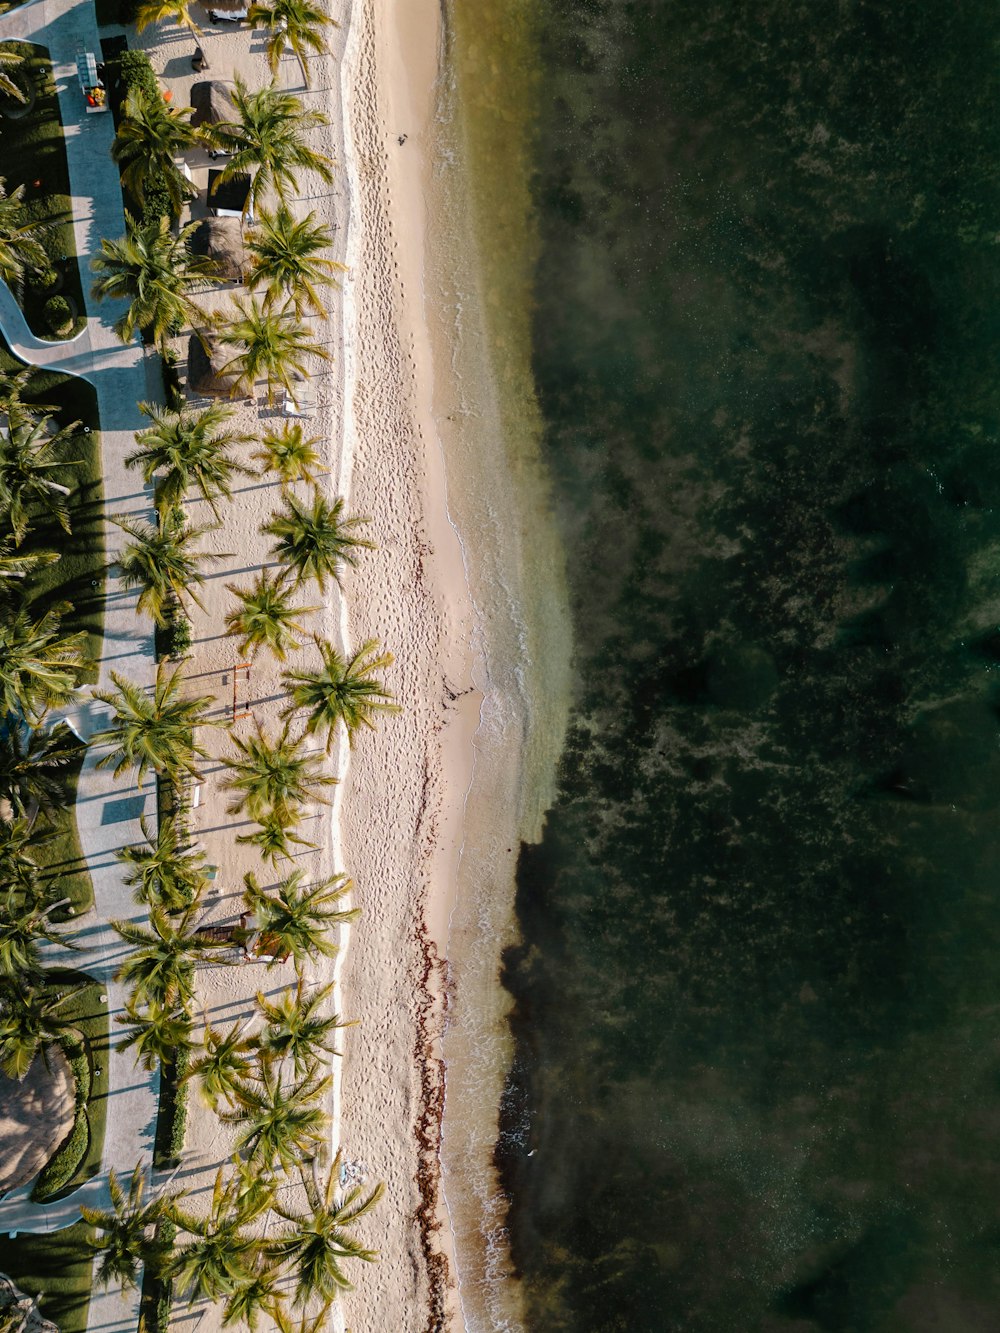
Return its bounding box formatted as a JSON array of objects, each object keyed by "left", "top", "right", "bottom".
[
  {"left": 188, "top": 333, "right": 241, "bottom": 398},
  {"left": 190, "top": 79, "right": 237, "bottom": 127},
  {"left": 208, "top": 0, "right": 249, "bottom": 21},
  {"left": 191, "top": 216, "right": 246, "bottom": 282}
]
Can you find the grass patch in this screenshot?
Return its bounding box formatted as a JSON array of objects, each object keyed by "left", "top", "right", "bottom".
[
  {"left": 0, "top": 338, "right": 106, "bottom": 672},
  {"left": 29, "top": 970, "right": 109, "bottom": 1200},
  {"left": 1, "top": 1221, "right": 94, "bottom": 1333},
  {"left": 29, "top": 741, "right": 94, "bottom": 918},
  {"left": 0, "top": 44, "right": 86, "bottom": 338}
]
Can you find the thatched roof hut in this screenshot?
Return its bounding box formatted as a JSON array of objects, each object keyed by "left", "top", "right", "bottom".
[
  {"left": 190, "top": 79, "right": 237, "bottom": 127},
  {"left": 191, "top": 216, "right": 246, "bottom": 282},
  {"left": 188, "top": 334, "right": 241, "bottom": 398},
  {"left": 0, "top": 1047, "right": 75, "bottom": 1194}
]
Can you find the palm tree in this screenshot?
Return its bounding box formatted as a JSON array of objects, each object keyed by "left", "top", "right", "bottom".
[
  {"left": 112, "top": 906, "right": 229, "bottom": 1008},
  {"left": 112, "top": 86, "right": 198, "bottom": 217},
  {"left": 0, "top": 539, "right": 59, "bottom": 587},
  {"left": 127, "top": 401, "right": 253, "bottom": 515},
  {"left": 0, "top": 891, "right": 71, "bottom": 981},
  {"left": 252, "top": 423, "right": 324, "bottom": 486},
  {"left": 224, "top": 569, "right": 316, "bottom": 661},
  {"left": 81, "top": 1164, "right": 177, "bottom": 1293},
  {"left": 115, "top": 998, "right": 192, "bottom": 1073},
  {"left": 263, "top": 488, "right": 372, "bottom": 592},
  {"left": 0, "top": 718, "right": 82, "bottom": 819},
  {"left": 223, "top": 720, "right": 337, "bottom": 822},
  {"left": 0, "top": 47, "right": 27, "bottom": 105},
  {"left": 256, "top": 977, "right": 350, "bottom": 1076},
  {"left": 0, "top": 365, "right": 57, "bottom": 418},
  {"left": 116, "top": 813, "right": 210, "bottom": 912},
  {"left": 168, "top": 1168, "right": 267, "bottom": 1304},
  {"left": 112, "top": 509, "right": 220, "bottom": 627},
  {"left": 0, "top": 179, "right": 48, "bottom": 287},
  {"left": 242, "top": 868, "right": 357, "bottom": 969},
  {"left": 0, "top": 816, "right": 47, "bottom": 903},
  {"left": 0, "top": 404, "right": 80, "bottom": 545},
  {"left": 183, "top": 1015, "right": 255, "bottom": 1109},
  {"left": 235, "top": 811, "right": 317, "bottom": 866},
  {"left": 93, "top": 662, "right": 218, "bottom": 786},
  {"left": 248, "top": 0, "right": 335, "bottom": 85},
  {"left": 221, "top": 1266, "right": 285, "bottom": 1331},
  {"left": 270, "top": 1156, "right": 383, "bottom": 1304},
  {"left": 92, "top": 217, "right": 216, "bottom": 354},
  {"left": 0, "top": 603, "right": 87, "bottom": 726},
  {"left": 218, "top": 297, "right": 329, "bottom": 405},
  {"left": 272, "top": 1306, "right": 333, "bottom": 1333},
  {"left": 0, "top": 982, "right": 78, "bottom": 1079},
  {"left": 133, "top": 0, "right": 202, "bottom": 38},
  {"left": 245, "top": 206, "right": 343, "bottom": 315},
  {"left": 221, "top": 1059, "right": 330, "bottom": 1171},
  {"left": 281, "top": 638, "right": 399, "bottom": 752},
  {"left": 207, "top": 77, "right": 334, "bottom": 218}
]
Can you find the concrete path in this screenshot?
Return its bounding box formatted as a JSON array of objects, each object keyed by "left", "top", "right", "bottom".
[{"left": 0, "top": 3, "right": 163, "bottom": 1330}]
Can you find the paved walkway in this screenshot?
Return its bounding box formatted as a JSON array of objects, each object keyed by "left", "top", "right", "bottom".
[{"left": 0, "top": 3, "right": 163, "bottom": 1330}]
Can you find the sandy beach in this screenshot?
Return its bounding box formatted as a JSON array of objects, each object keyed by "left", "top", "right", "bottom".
[{"left": 130, "top": 0, "right": 474, "bottom": 1326}]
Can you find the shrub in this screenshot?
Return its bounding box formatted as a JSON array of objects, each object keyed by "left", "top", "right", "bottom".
[
  {"left": 139, "top": 1220, "right": 177, "bottom": 1333},
  {"left": 31, "top": 1106, "right": 89, "bottom": 1200},
  {"left": 170, "top": 1048, "right": 190, "bottom": 1160},
  {"left": 63, "top": 1038, "right": 91, "bottom": 1104},
  {"left": 118, "top": 49, "right": 159, "bottom": 101},
  {"left": 167, "top": 611, "right": 193, "bottom": 659},
  {"left": 154, "top": 1283, "right": 174, "bottom": 1333},
  {"left": 43, "top": 294, "right": 71, "bottom": 333},
  {"left": 142, "top": 179, "right": 175, "bottom": 228},
  {"left": 153, "top": 1047, "right": 189, "bottom": 1169},
  {"left": 30, "top": 266, "right": 58, "bottom": 292}
]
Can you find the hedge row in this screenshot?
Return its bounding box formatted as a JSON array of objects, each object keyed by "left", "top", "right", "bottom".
[
  {"left": 138, "top": 1219, "right": 177, "bottom": 1333},
  {"left": 64, "top": 1038, "right": 91, "bottom": 1104},
  {"left": 118, "top": 49, "right": 159, "bottom": 102},
  {"left": 152, "top": 1047, "right": 190, "bottom": 1169},
  {"left": 109, "top": 51, "right": 177, "bottom": 225},
  {"left": 31, "top": 1106, "right": 89, "bottom": 1201}
]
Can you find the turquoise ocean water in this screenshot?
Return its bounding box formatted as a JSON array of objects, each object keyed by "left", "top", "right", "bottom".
[{"left": 492, "top": 2, "right": 1000, "bottom": 1329}]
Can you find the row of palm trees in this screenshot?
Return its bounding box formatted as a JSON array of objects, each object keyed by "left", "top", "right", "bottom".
[
  {"left": 76, "top": 12, "right": 396, "bottom": 1320},
  {"left": 94, "top": 71, "right": 339, "bottom": 404},
  {"left": 84, "top": 1150, "right": 381, "bottom": 1324},
  {"left": 0, "top": 364, "right": 98, "bottom": 1080}
]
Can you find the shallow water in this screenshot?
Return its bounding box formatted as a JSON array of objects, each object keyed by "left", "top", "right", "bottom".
[
  {"left": 477, "top": 1, "right": 1000, "bottom": 1330},
  {"left": 428, "top": 5, "right": 571, "bottom": 1329}
]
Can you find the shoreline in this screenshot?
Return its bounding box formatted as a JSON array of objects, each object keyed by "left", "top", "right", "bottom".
[
  {"left": 130, "top": 0, "right": 565, "bottom": 1326},
  {"left": 338, "top": 0, "right": 472, "bottom": 1325},
  {"left": 339, "top": 0, "right": 568, "bottom": 1326}
]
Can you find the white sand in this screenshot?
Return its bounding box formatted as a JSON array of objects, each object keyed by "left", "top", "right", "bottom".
[{"left": 133, "top": 0, "right": 468, "bottom": 1326}]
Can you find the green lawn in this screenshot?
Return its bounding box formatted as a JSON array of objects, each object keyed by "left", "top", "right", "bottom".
[
  {"left": 30, "top": 742, "right": 94, "bottom": 918},
  {"left": 2, "top": 1221, "right": 95, "bottom": 1333},
  {"left": 0, "top": 44, "right": 87, "bottom": 338}
]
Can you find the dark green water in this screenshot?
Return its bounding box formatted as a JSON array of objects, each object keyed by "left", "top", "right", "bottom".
[{"left": 499, "top": 2, "right": 1000, "bottom": 1330}]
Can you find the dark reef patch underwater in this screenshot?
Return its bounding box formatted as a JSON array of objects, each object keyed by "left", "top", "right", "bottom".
[{"left": 498, "top": 1, "right": 1000, "bottom": 1329}]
